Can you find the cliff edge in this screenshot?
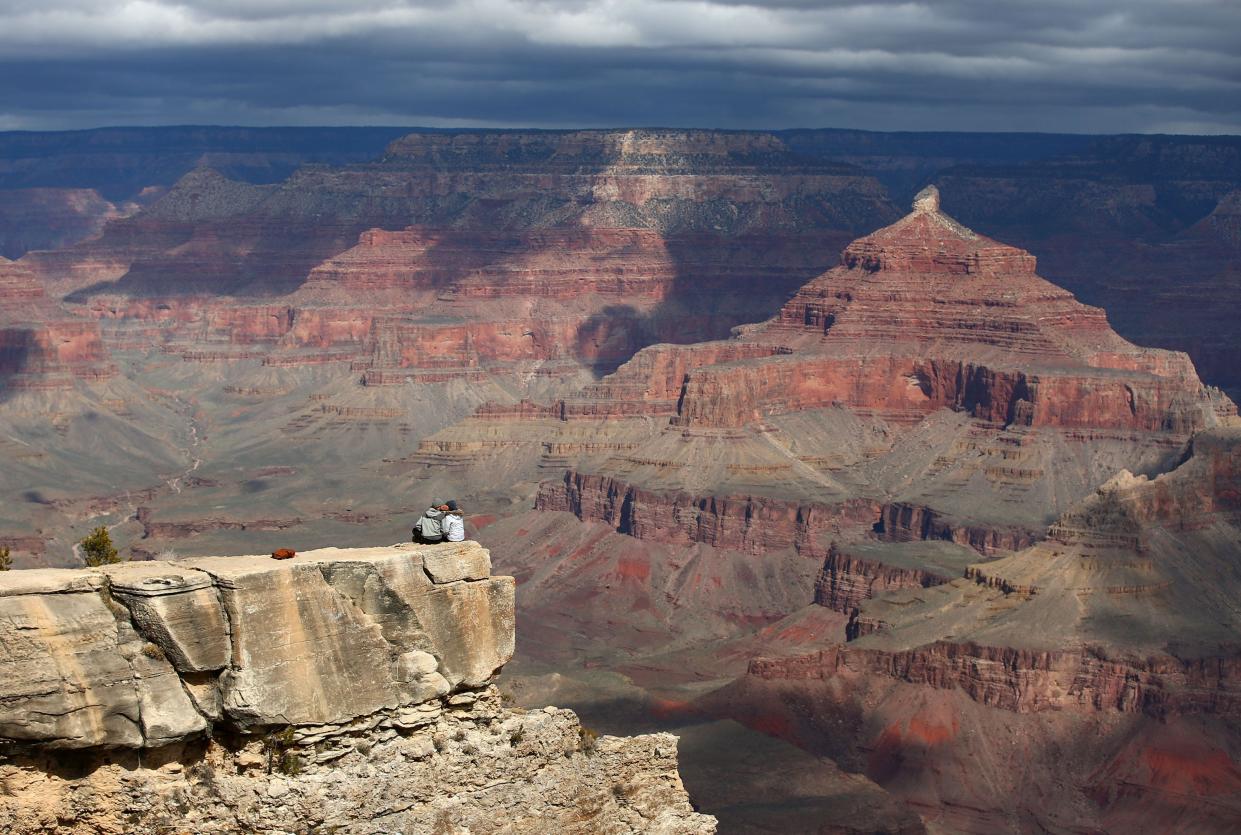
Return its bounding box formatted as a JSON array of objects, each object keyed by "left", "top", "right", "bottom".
[{"left": 0, "top": 543, "right": 715, "bottom": 834}]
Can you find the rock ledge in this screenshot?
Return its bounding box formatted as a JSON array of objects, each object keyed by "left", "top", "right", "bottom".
[{"left": 0, "top": 543, "right": 715, "bottom": 834}]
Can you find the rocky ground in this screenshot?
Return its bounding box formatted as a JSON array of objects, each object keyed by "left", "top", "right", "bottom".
[{"left": 0, "top": 544, "right": 714, "bottom": 834}]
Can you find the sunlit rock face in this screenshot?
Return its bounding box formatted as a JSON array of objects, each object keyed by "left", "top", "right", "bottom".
[
  {"left": 0, "top": 543, "right": 715, "bottom": 834},
  {"left": 0, "top": 544, "right": 513, "bottom": 748}
]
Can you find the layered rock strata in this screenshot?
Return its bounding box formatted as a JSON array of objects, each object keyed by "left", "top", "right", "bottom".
[
  {"left": 14, "top": 130, "right": 889, "bottom": 384},
  {"left": 0, "top": 543, "right": 714, "bottom": 834},
  {"left": 694, "top": 429, "right": 1241, "bottom": 832},
  {"left": 537, "top": 470, "right": 879, "bottom": 556},
  {"left": 0, "top": 257, "right": 114, "bottom": 391},
  {"left": 812, "top": 542, "right": 967, "bottom": 614},
  {"left": 746, "top": 427, "right": 1241, "bottom": 715},
  {"left": 935, "top": 135, "right": 1241, "bottom": 393},
  {"left": 447, "top": 186, "right": 1232, "bottom": 558}
]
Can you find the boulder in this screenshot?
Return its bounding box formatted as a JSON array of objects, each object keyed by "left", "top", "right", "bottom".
[{"left": 422, "top": 543, "right": 492, "bottom": 583}]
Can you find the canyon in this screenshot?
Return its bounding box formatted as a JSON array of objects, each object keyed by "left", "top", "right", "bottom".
[
  {"left": 1, "top": 127, "right": 1239, "bottom": 832},
  {"left": 708, "top": 426, "right": 1241, "bottom": 832}
]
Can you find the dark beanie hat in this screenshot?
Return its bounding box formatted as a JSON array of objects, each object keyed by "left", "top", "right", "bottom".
[{"left": 446, "top": 499, "right": 459, "bottom": 511}]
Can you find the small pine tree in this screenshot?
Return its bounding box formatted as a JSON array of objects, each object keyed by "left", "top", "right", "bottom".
[
  {"left": 81, "top": 527, "right": 121, "bottom": 567},
  {"left": 0, "top": 546, "right": 11, "bottom": 571}
]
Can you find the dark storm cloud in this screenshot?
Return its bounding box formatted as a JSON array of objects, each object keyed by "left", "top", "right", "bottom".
[{"left": 0, "top": 0, "right": 1237, "bottom": 133}]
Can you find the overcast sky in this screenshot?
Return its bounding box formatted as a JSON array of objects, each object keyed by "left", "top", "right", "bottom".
[{"left": 0, "top": 0, "right": 1238, "bottom": 134}]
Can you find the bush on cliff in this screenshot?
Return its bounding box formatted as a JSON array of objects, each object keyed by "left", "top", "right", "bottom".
[
  {"left": 0, "top": 546, "right": 10, "bottom": 571},
  {"left": 80, "top": 527, "right": 121, "bottom": 567}
]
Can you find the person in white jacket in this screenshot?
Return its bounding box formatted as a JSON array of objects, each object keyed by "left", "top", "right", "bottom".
[{"left": 443, "top": 499, "right": 466, "bottom": 542}]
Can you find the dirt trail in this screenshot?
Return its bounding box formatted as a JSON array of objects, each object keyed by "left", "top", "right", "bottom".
[{"left": 166, "top": 401, "right": 204, "bottom": 495}]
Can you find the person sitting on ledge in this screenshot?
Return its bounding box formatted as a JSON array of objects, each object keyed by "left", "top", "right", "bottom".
[
  {"left": 443, "top": 499, "right": 466, "bottom": 543},
  {"left": 413, "top": 499, "right": 447, "bottom": 544}
]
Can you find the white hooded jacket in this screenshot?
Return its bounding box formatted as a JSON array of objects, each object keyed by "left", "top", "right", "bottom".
[{"left": 443, "top": 512, "right": 465, "bottom": 542}]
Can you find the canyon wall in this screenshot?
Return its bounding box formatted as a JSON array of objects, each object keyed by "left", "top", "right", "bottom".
[
  {"left": 0, "top": 258, "right": 114, "bottom": 392},
  {"left": 537, "top": 469, "right": 879, "bottom": 556},
  {"left": 745, "top": 642, "right": 1241, "bottom": 718}
]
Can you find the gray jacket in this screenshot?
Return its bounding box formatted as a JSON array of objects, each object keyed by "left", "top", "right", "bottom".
[{"left": 416, "top": 507, "right": 446, "bottom": 539}]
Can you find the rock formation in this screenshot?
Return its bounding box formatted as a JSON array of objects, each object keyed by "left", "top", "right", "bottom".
[
  {"left": 443, "top": 185, "right": 1233, "bottom": 566},
  {"left": 0, "top": 542, "right": 714, "bottom": 833},
  {"left": 934, "top": 134, "right": 1241, "bottom": 395},
  {"left": 3, "top": 127, "right": 1241, "bottom": 832},
  {"left": 0, "top": 257, "right": 114, "bottom": 392},
  {"left": 438, "top": 189, "right": 1240, "bottom": 831},
  {"left": 695, "top": 427, "right": 1241, "bottom": 831},
  {"left": 8, "top": 130, "right": 888, "bottom": 387}
]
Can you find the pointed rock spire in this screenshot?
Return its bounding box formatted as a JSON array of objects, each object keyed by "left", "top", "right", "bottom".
[
  {"left": 840, "top": 183, "right": 1033, "bottom": 275},
  {"left": 912, "top": 184, "right": 940, "bottom": 214}
]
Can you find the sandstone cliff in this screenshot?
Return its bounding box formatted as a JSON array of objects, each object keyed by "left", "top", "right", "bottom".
[{"left": 0, "top": 543, "right": 714, "bottom": 834}]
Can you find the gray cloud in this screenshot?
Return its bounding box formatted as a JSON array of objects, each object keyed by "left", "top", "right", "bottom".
[{"left": 0, "top": 0, "right": 1237, "bottom": 133}]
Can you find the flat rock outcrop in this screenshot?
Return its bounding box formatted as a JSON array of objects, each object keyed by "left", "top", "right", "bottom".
[
  {"left": 0, "top": 543, "right": 514, "bottom": 749},
  {"left": 0, "top": 543, "right": 714, "bottom": 834}
]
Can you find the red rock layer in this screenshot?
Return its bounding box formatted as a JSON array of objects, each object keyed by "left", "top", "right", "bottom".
[
  {"left": 19, "top": 131, "right": 890, "bottom": 377},
  {"left": 300, "top": 227, "right": 811, "bottom": 301},
  {"left": 536, "top": 470, "right": 878, "bottom": 555},
  {"left": 321, "top": 227, "right": 829, "bottom": 377},
  {"left": 0, "top": 259, "right": 114, "bottom": 389},
  {"left": 745, "top": 642, "right": 1241, "bottom": 717},
  {"left": 485, "top": 185, "right": 1227, "bottom": 440},
  {"left": 703, "top": 654, "right": 1241, "bottom": 834},
  {"left": 667, "top": 187, "right": 1222, "bottom": 431},
  {"left": 813, "top": 543, "right": 951, "bottom": 613}
]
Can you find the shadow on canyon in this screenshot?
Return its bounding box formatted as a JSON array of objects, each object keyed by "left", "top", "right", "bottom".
[{"left": 53, "top": 130, "right": 860, "bottom": 375}]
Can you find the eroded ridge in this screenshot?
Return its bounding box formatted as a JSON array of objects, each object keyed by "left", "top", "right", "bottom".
[{"left": 0, "top": 544, "right": 715, "bottom": 834}]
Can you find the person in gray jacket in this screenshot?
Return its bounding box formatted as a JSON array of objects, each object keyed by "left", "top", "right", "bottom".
[
  {"left": 413, "top": 499, "right": 447, "bottom": 544},
  {"left": 443, "top": 499, "right": 466, "bottom": 542}
]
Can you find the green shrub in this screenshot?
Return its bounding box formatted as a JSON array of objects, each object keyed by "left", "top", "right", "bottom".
[
  {"left": 0, "top": 546, "right": 11, "bottom": 571},
  {"left": 80, "top": 527, "right": 121, "bottom": 567}
]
